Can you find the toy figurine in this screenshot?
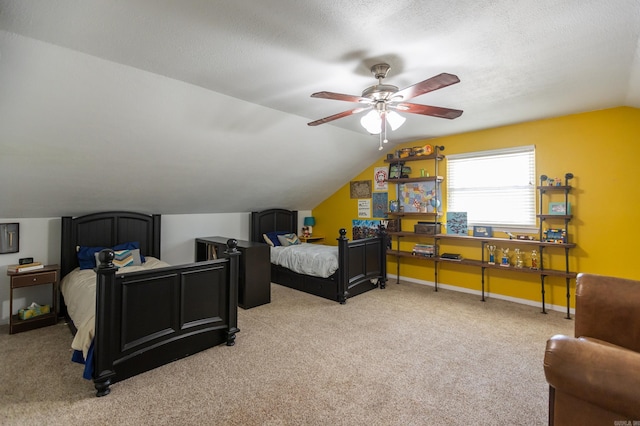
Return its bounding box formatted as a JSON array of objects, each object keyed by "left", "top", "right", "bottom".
[
  {"left": 514, "top": 248, "right": 524, "bottom": 268},
  {"left": 530, "top": 250, "right": 538, "bottom": 270}
]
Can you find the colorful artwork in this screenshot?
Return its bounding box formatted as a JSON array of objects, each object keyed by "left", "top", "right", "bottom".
[
  {"left": 398, "top": 181, "right": 441, "bottom": 213},
  {"left": 352, "top": 219, "right": 381, "bottom": 240},
  {"left": 372, "top": 192, "right": 388, "bottom": 218},
  {"left": 446, "top": 212, "right": 468, "bottom": 235}
]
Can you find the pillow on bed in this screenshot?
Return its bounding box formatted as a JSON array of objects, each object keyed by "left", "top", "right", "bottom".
[
  {"left": 94, "top": 248, "right": 142, "bottom": 269},
  {"left": 264, "top": 231, "right": 288, "bottom": 247},
  {"left": 277, "top": 233, "right": 301, "bottom": 247},
  {"left": 77, "top": 241, "right": 145, "bottom": 269}
]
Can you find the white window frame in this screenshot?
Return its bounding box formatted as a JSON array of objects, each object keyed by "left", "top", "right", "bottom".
[{"left": 446, "top": 145, "right": 536, "bottom": 232}]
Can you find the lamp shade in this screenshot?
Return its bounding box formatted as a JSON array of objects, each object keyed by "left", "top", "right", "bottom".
[{"left": 303, "top": 217, "right": 316, "bottom": 227}]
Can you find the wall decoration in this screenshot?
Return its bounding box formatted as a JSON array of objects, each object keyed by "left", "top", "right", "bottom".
[
  {"left": 357, "top": 199, "right": 370, "bottom": 218},
  {"left": 398, "top": 181, "right": 442, "bottom": 213},
  {"left": 0, "top": 223, "right": 19, "bottom": 254},
  {"left": 548, "top": 202, "right": 570, "bottom": 215},
  {"left": 352, "top": 219, "right": 381, "bottom": 240},
  {"left": 350, "top": 180, "right": 372, "bottom": 199},
  {"left": 446, "top": 212, "right": 468, "bottom": 235},
  {"left": 388, "top": 163, "right": 402, "bottom": 180},
  {"left": 372, "top": 192, "right": 388, "bottom": 218},
  {"left": 373, "top": 167, "right": 388, "bottom": 191}
]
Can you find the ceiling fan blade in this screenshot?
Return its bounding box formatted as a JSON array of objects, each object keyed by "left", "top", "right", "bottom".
[
  {"left": 307, "top": 107, "right": 370, "bottom": 126},
  {"left": 392, "top": 102, "right": 463, "bottom": 119},
  {"left": 311, "top": 91, "right": 368, "bottom": 104},
  {"left": 394, "top": 73, "right": 460, "bottom": 101}
]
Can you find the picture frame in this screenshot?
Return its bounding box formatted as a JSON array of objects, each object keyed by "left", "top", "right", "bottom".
[
  {"left": 350, "top": 180, "right": 372, "bottom": 199},
  {"left": 388, "top": 163, "right": 402, "bottom": 180},
  {"left": 0, "top": 223, "right": 19, "bottom": 254},
  {"left": 472, "top": 226, "right": 492, "bottom": 237},
  {"left": 548, "top": 202, "right": 570, "bottom": 215}
]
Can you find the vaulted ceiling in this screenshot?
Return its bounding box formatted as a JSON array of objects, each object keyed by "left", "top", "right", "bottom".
[{"left": 1, "top": 0, "right": 639, "bottom": 218}]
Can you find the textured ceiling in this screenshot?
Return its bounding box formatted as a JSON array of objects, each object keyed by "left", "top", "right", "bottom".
[{"left": 0, "top": 0, "right": 639, "bottom": 218}]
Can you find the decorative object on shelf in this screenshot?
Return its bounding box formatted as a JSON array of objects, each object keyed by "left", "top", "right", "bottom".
[
  {"left": 530, "top": 250, "right": 538, "bottom": 270},
  {"left": 473, "top": 226, "right": 492, "bottom": 237},
  {"left": 389, "top": 200, "right": 399, "bottom": 212},
  {"left": 506, "top": 231, "right": 516, "bottom": 240},
  {"left": 487, "top": 245, "right": 496, "bottom": 264},
  {"left": 303, "top": 217, "right": 316, "bottom": 236},
  {"left": 446, "top": 212, "right": 468, "bottom": 235},
  {"left": 414, "top": 222, "right": 441, "bottom": 235},
  {"left": 500, "top": 247, "right": 510, "bottom": 267},
  {"left": 0, "top": 223, "right": 19, "bottom": 254},
  {"left": 383, "top": 219, "right": 401, "bottom": 232},
  {"left": 548, "top": 202, "right": 571, "bottom": 215},
  {"left": 400, "top": 166, "right": 412, "bottom": 178},
  {"left": 514, "top": 248, "right": 524, "bottom": 268},
  {"left": 388, "top": 163, "right": 402, "bottom": 179},
  {"left": 517, "top": 235, "right": 535, "bottom": 240},
  {"left": 543, "top": 228, "right": 568, "bottom": 243}
]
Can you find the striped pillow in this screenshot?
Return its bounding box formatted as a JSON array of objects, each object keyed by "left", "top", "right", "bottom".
[{"left": 277, "top": 233, "right": 300, "bottom": 247}]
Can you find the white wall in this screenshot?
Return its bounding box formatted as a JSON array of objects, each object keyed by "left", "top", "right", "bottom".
[{"left": 0, "top": 211, "right": 311, "bottom": 324}]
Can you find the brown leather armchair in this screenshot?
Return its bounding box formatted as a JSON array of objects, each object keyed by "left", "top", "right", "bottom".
[{"left": 543, "top": 273, "right": 640, "bottom": 425}]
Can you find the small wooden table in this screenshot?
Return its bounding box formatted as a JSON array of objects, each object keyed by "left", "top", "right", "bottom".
[
  {"left": 298, "top": 235, "right": 325, "bottom": 243},
  {"left": 7, "top": 265, "right": 60, "bottom": 334}
]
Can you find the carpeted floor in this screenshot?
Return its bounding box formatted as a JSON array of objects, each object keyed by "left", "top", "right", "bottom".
[{"left": 0, "top": 281, "right": 573, "bottom": 425}]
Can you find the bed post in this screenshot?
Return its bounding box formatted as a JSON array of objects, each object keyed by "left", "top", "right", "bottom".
[
  {"left": 337, "top": 228, "right": 349, "bottom": 304},
  {"left": 93, "top": 249, "right": 118, "bottom": 397},
  {"left": 225, "top": 239, "right": 241, "bottom": 346},
  {"left": 378, "top": 223, "right": 388, "bottom": 289}
]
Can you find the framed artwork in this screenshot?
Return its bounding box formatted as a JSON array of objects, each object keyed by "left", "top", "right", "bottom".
[
  {"left": 447, "top": 212, "right": 468, "bottom": 235},
  {"left": 350, "top": 180, "right": 372, "bottom": 199},
  {"left": 548, "top": 202, "right": 570, "bottom": 215},
  {"left": 372, "top": 192, "right": 388, "bottom": 218},
  {"left": 352, "top": 219, "right": 381, "bottom": 240},
  {"left": 398, "top": 181, "right": 442, "bottom": 213},
  {"left": 0, "top": 223, "right": 19, "bottom": 254},
  {"left": 388, "top": 163, "right": 402, "bottom": 180}
]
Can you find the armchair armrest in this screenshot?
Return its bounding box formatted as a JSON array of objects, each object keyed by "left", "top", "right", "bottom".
[
  {"left": 575, "top": 273, "right": 640, "bottom": 352},
  {"left": 544, "top": 335, "right": 640, "bottom": 419}
]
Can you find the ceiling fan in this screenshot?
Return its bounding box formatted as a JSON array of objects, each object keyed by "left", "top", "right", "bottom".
[{"left": 308, "top": 63, "right": 463, "bottom": 149}]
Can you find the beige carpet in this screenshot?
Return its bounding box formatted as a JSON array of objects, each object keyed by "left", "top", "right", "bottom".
[{"left": 0, "top": 281, "right": 573, "bottom": 425}]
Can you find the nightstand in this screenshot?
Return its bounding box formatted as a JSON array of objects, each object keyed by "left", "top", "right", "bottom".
[
  {"left": 298, "top": 235, "right": 325, "bottom": 244},
  {"left": 7, "top": 265, "right": 60, "bottom": 334}
]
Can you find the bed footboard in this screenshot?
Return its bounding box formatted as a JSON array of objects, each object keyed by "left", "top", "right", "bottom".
[
  {"left": 92, "top": 241, "right": 240, "bottom": 397},
  {"left": 337, "top": 227, "right": 388, "bottom": 304}
]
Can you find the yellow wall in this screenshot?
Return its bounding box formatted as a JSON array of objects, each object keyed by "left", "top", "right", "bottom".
[{"left": 312, "top": 106, "right": 640, "bottom": 308}]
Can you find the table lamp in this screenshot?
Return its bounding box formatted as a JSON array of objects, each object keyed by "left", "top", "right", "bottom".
[{"left": 303, "top": 217, "right": 316, "bottom": 236}]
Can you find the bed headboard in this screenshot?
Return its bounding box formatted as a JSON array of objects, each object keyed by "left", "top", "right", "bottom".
[
  {"left": 250, "top": 209, "right": 298, "bottom": 243},
  {"left": 60, "top": 211, "right": 161, "bottom": 278}
]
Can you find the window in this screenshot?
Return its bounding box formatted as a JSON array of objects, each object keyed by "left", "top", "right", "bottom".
[{"left": 446, "top": 146, "right": 536, "bottom": 229}]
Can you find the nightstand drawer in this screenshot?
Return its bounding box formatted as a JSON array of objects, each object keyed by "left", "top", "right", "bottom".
[{"left": 11, "top": 271, "right": 57, "bottom": 288}]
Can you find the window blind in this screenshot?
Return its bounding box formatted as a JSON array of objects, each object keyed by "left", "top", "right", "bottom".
[{"left": 446, "top": 146, "right": 536, "bottom": 227}]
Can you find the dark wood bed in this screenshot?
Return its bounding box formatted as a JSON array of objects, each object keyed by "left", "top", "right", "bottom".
[
  {"left": 60, "top": 211, "right": 240, "bottom": 397},
  {"left": 250, "top": 209, "right": 387, "bottom": 303}
]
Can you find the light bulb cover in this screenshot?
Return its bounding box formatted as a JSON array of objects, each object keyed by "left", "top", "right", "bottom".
[{"left": 360, "top": 110, "right": 382, "bottom": 134}]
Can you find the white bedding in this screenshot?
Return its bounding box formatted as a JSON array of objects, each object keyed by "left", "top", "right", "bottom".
[
  {"left": 60, "top": 257, "right": 171, "bottom": 359},
  {"left": 270, "top": 243, "right": 339, "bottom": 278}
]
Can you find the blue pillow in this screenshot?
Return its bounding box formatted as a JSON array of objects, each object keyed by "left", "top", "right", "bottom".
[
  {"left": 265, "top": 231, "right": 288, "bottom": 247},
  {"left": 77, "top": 241, "right": 144, "bottom": 269}
]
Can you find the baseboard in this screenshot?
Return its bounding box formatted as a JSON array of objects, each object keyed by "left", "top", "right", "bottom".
[{"left": 386, "top": 274, "right": 576, "bottom": 316}]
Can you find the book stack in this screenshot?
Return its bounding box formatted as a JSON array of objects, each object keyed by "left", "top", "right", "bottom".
[
  {"left": 7, "top": 262, "right": 44, "bottom": 273},
  {"left": 412, "top": 244, "right": 437, "bottom": 257}
]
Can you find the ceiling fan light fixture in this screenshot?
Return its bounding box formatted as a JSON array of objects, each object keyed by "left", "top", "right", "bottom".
[
  {"left": 360, "top": 110, "right": 382, "bottom": 134},
  {"left": 386, "top": 111, "right": 406, "bottom": 131}
]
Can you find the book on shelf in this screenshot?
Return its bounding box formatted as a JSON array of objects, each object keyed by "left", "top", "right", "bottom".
[{"left": 7, "top": 262, "right": 44, "bottom": 272}]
